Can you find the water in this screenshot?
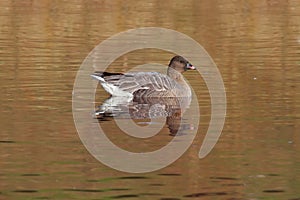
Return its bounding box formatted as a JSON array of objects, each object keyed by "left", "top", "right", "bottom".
[{"left": 1, "top": 1, "right": 300, "bottom": 200}]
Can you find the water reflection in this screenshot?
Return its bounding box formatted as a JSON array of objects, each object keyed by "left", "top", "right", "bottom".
[
  {"left": 1, "top": 0, "right": 300, "bottom": 199},
  {"left": 95, "top": 96, "right": 194, "bottom": 136}
]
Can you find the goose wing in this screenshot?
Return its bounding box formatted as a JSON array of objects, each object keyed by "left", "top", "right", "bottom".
[{"left": 109, "top": 72, "right": 178, "bottom": 94}]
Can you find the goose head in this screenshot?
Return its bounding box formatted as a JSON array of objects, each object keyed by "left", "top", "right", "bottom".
[{"left": 168, "top": 55, "right": 196, "bottom": 73}]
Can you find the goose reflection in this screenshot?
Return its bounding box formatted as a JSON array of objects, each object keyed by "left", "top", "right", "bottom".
[{"left": 94, "top": 96, "right": 194, "bottom": 136}]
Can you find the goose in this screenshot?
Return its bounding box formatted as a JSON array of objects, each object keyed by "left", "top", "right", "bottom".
[{"left": 91, "top": 55, "right": 196, "bottom": 98}]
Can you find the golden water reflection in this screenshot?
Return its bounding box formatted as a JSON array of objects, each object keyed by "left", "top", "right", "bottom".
[{"left": 1, "top": 0, "right": 299, "bottom": 200}]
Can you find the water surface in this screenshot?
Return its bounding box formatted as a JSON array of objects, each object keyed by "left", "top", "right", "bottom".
[{"left": 1, "top": 1, "right": 300, "bottom": 200}]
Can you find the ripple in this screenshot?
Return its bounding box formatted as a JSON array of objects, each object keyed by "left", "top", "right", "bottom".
[
  {"left": 119, "top": 176, "right": 149, "bottom": 180},
  {"left": 63, "top": 188, "right": 129, "bottom": 193},
  {"left": 110, "top": 194, "right": 139, "bottom": 199},
  {"left": 13, "top": 190, "right": 38, "bottom": 193},
  {"left": 184, "top": 192, "right": 228, "bottom": 198},
  {"left": 139, "top": 192, "right": 162, "bottom": 196},
  {"left": 0, "top": 140, "right": 15, "bottom": 143},
  {"left": 21, "top": 173, "right": 41, "bottom": 176},
  {"left": 267, "top": 174, "right": 280, "bottom": 177},
  {"left": 263, "top": 189, "right": 285, "bottom": 193},
  {"left": 158, "top": 173, "right": 181, "bottom": 176},
  {"left": 63, "top": 188, "right": 104, "bottom": 193},
  {"left": 210, "top": 177, "right": 239, "bottom": 180},
  {"left": 149, "top": 183, "right": 165, "bottom": 186}
]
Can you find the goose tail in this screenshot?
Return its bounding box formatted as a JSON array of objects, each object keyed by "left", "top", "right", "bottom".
[{"left": 91, "top": 72, "right": 133, "bottom": 98}]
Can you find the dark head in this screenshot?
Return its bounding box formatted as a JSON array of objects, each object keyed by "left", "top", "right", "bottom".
[{"left": 168, "top": 55, "right": 196, "bottom": 73}]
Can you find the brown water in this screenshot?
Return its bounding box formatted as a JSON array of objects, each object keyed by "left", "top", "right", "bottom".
[{"left": 1, "top": 1, "right": 300, "bottom": 200}]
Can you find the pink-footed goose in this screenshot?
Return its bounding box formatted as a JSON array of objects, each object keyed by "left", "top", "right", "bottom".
[{"left": 91, "top": 56, "right": 196, "bottom": 98}]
